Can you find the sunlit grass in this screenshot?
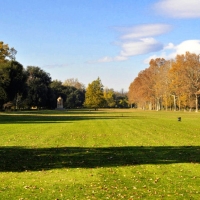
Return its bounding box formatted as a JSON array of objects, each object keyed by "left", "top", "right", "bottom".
[{"left": 0, "top": 109, "right": 200, "bottom": 199}]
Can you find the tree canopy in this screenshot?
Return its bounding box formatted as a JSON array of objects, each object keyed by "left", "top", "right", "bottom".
[
  {"left": 25, "top": 66, "right": 52, "bottom": 107},
  {"left": 84, "top": 78, "right": 105, "bottom": 109},
  {"left": 128, "top": 52, "right": 200, "bottom": 111},
  {"left": 63, "top": 78, "right": 85, "bottom": 91},
  {"left": 0, "top": 41, "right": 17, "bottom": 63},
  {"left": 0, "top": 62, "right": 10, "bottom": 105},
  {"left": 0, "top": 41, "right": 129, "bottom": 110},
  {"left": 4, "top": 40, "right": 200, "bottom": 112},
  {"left": 5, "top": 61, "right": 27, "bottom": 102}
]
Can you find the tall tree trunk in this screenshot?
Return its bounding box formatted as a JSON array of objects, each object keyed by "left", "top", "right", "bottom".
[{"left": 195, "top": 94, "right": 198, "bottom": 112}]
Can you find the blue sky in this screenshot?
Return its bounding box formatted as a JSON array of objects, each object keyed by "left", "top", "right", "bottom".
[{"left": 1, "top": 0, "right": 200, "bottom": 91}]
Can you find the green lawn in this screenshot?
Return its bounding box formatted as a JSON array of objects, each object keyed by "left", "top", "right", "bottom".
[{"left": 0, "top": 109, "right": 200, "bottom": 199}]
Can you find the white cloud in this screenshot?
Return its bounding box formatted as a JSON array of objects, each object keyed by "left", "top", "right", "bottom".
[
  {"left": 164, "top": 42, "right": 175, "bottom": 50},
  {"left": 154, "top": 0, "right": 200, "bottom": 18},
  {"left": 89, "top": 24, "right": 170, "bottom": 63},
  {"left": 175, "top": 40, "right": 200, "bottom": 55},
  {"left": 144, "top": 40, "right": 200, "bottom": 64},
  {"left": 120, "top": 38, "right": 163, "bottom": 57},
  {"left": 121, "top": 24, "right": 171, "bottom": 39}
]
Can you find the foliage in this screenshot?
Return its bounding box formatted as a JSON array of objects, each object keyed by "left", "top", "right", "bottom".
[
  {"left": 0, "top": 62, "right": 10, "bottom": 106},
  {"left": 48, "top": 80, "right": 66, "bottom": 108},
  {"left": 103, "top": 88, "right": 116, "bottom": 107},
  {"left": 63, "top": 78, "right": 85, "bottom": 91},
  {"left": 114, "top": 91, "right": 129, "bottom": 108},
  {"left": 5, "top": 61, "right": 27, "bottom": 103},
  {"left": 0, "top": 41, "right": 17, "bottom": 63},
  {"left": 84, "top": 77, "right": 105, "bottom": 109},
  {"left": 129, "top": 53, "right": 200, "bottom": 111},
  {"left": 50, "top": 80, "right": 65, "bottom": 95},
  {"left": 49, "top": 81, "right": 85, "bottom": 109},
  {"left": 0, "top": 61, "right": 27, "bottom": 109},
  {"left": 63, "top": 86, "right": 85, "bottom": 108},
  {"left": 0, "top": 41, "right": 10, "bottom": 63},
  {"left": 25, "top": 66, "right": 52, "bottom": 108},
  {"left": 3, "top": 40, "right": 200, "bottom": 112}
]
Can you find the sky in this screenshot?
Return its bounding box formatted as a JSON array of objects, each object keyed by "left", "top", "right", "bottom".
[{"left": 1, "top": 0, "right": 200, "bottom": 91}]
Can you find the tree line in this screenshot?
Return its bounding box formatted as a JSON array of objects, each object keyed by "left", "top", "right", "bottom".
[
  {"left": 0, "top": 41, "right": 128, "bottom": 110},
  {"left": 128, "top": 52, "right": 200, "bottom": 111}
]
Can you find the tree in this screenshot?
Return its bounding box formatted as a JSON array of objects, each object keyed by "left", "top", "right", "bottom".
[
  {"left": 25, "top": 66, "right": 51, "bottom": 108},
  {"left": 63, "top": 78, "right": 85, "bottom": 91},
  {"left": 168, "top": 55, "right": 187, "bottom": 110},
  {"left": 159, "top": 60, "right": 171, "bottom": 110},
  {"left": 84, "top": 78, "right": 104, "bottom": 110},
  {"left": 0, "top": 41, "right": 10, "bottom": 63},
  {"left": 148, "top": 58, "right": 167, "bottom": 111},
  {"left": 168, "top": 52, "right": 200, "bottom": 111},
  {"left": 0, "top": 41, "right": 17, "bottom": 63},
  {"left": 114, "top": 91, "right": 128, "bottom": 108},
  {"left": 64, "top": 87, "right": 78, "bottom": 108},
  {"left": 73, "top": 89, "right": 85, "bottom": 107},
  {"left": 5, "top": 61, "right": 27, "bottom": 107},
  {"left": 48, "top": 80, "right": 85, "bottom": 109},
  {"left": 129, "top": 68, "right": 155, "bottom": 110},
  {"left": 128, "top": 58, "right": 170, "bottom": 110},
  {"left": 103, "top": 88, "right": 116, "bottom": 108},
  {"left": 0, "top": 62, "right": 10, "bottom": 107},
  {"left": 184, "top": 52, "right": 200, "bottom": 112},
  {"left": 48, "top": 80, "right": 66, "bottom": 108},
  {"left": 62, "top": 86, "right": 85, "bottom": 108},
  {"left": 128, "top": 75, "right": 143, "bottom": 108},
  {"left": 9, "top": 48, "right": 17, "bottom": 61},
  {"left": 0, "top": 42, "right": 23, "bottom": 109},
  {"left": 128, "top": 53, "right": 200, "bottom": 111}
]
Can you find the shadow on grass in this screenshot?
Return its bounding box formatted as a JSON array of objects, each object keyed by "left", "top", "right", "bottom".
[
  {"left": 0, "top": 146, "right": 199, "bottom": 172},
  {"left": 0, "top": 114, "right": 146, "bottom": 124}
]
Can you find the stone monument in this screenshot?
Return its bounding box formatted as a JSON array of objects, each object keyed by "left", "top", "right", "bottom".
[{"left": 57, "top": 96, "right": 63, "bottom": 109}]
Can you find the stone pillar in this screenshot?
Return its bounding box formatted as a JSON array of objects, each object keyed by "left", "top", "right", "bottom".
[{"left": 57, "top": 96, "right": 63, "bottom": 109}]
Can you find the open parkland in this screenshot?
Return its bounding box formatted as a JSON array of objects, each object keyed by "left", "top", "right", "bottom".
[{"left": 0, "top": 109, "right": 200, "bottom": 199}]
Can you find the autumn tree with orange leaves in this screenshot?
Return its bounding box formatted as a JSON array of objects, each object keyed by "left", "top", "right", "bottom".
[{"left": 128, "top": 52, "right": 200, "bottom": 111}]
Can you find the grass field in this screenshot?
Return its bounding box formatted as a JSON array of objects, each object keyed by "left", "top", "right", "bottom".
[{"left": 0, "top": 109, "right": 200, "bottom": 199}]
